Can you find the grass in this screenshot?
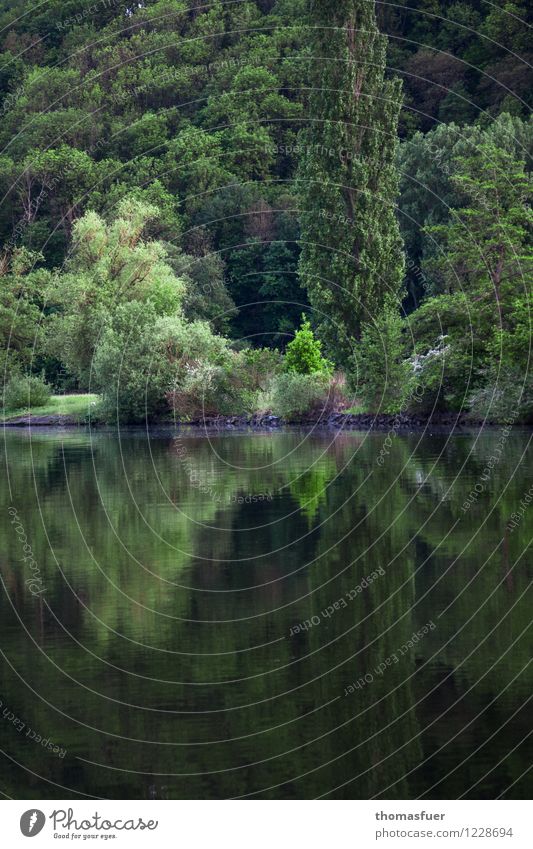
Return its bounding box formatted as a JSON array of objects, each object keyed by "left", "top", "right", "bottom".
[
  {"left": 344, "top": 402, "right": 366, "bottom": 415},
  {"left": 1, "top": 394, "right": 100, "bottom": 423}
]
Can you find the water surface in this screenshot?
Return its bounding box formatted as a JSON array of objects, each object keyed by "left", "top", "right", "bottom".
[{"left": 0, "top": 426, "right": 531, "bottom": 799}]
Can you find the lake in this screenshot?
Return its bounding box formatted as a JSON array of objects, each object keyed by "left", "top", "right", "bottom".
[{"left": 0, "top": 426, "right": 531, "bottom": 799}]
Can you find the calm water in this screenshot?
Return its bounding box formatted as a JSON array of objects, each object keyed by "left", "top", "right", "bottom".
[{"left": 0, "top": 426, "right": 531, "bottom": 799}]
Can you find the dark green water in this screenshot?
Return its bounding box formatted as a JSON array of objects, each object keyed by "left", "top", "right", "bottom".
[{"left": 0, "top": 427, "right": 531, "bottom": 799}]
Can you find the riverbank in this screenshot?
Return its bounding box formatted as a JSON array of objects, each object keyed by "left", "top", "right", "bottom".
[
  {"left": 1, "top": 394, "right": 98, "bottom": 427},
  {"left": 2, "top": 394, "right": 520, "bottom": 431},
  {"left": 2, "top": 409, "right": 494, "bottom": 431}
]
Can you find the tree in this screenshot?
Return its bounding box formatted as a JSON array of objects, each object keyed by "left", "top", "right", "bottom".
[
  {"left": 297, "top": 0, "right": 405, "bottom": 363},
  {"left": 398, "top": 115, "right": 533, "bottom": 303},
  {"left": 414, "top": 144, "right": 533, "bottom": 417},
  {"left": 284, "top": 315, "right": 331, "bottom": 375},
  {"left": 47, "top": 199, "right": 186, "bottom": 387},
  {"left": 0, "top": 248, "right": 50, "bottom": 379},
  {"left": 424, "top": 143, "right": 532, "bottom": 312}
]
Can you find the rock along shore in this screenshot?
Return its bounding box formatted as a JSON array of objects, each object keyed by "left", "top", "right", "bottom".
[{"left": 2, "top": 411, "right": 490, "bottom": 430}]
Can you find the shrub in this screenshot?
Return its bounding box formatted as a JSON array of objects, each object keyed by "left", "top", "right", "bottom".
[
  {"left": 268, "top": 372, "right": 333, "bottom": 420},
  {"left": 406, "top": 335, "right": 474, "bottom": 414},
  {"left": 3, "top": 374, "right": 52, "bottom": 410},
  {"left": 168, "top": 358, "right": 249, "bottom": 419},
  {"left": 241, "top": 347, "right": 283, "bottom": 390},
  {"left": 349, "top": 308, "right": 409, "bottom": 413},
  {"left": 469, "top": 368, "right": 533, "bottom": 424},
  {"left": 94, "top": 304, "right": 240, "bottom": 423},
  {"left": 404, "top": 294, "right": 489, "bottom": 414},
  {"left": 167, "top": 361, "right": 225, "bottom": 418},
  {"left": 284, "top": 316, "right": 332, "bottom": 375},
  {"left": 167, "top": 347, "right": 283, "bottom": 419},
  {"left": 92, "top": 303, "right": 176, "bottom": 423}
]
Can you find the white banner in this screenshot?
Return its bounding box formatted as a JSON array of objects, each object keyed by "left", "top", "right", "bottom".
[{"left": 1, "top": 800, "right": 531, "bottom": 847}]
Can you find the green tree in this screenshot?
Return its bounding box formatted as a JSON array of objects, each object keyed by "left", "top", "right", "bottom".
[
  {"left": 0, "top": 248, "right": 50, "bottom": 379},
  {"left": 48, "top": 199, "right": 186, "bottom": 387},
  {"left": 409, "top": 144, "right": 533, "bottom": 418},
  {"left": 425, "top": 143, "right": 532, "bottom": 309},
  {"left": 297, "top": 0, "right": 405, "bottom": 363},
  {"left": 284, "top": 315, "right": 331, "bottom": 375}
]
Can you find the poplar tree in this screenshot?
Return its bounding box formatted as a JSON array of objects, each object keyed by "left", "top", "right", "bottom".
[{"left": 297, "top": 0, "right": 405, "bottom": 363}]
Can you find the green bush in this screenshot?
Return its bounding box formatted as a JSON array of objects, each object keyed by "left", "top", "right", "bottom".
[
  {"left": 94, "top": 304, "right": 239, "bottom": 423},
  {"left": 403, "top": 295, "right": 484, "bottom": 414},
  {"left": 3, "top": 374, "right": 52, "bottom": 410},
  {"left": 350, "top": 308, "right": 409, "bottom": 413},
  {"left": 168, "top": 358, "right": 246, "bottom": 418},
  {"left": 469, "top": 368, "right": 533, "bottom": 423},
  {"left": 284, "top": 316, "right": 332, "bottom": 375},
  {"left": 268, "top": 372, "right": 332, "bottom": 420},
  {"left": 93, "top": 303, "right": 176, "bottom": 423},
  {"left": 167, "top": 347, "right": 283, "bottom": 419},
  {"left": 241, "top": 347, "right": 283, "bottom": 390}
]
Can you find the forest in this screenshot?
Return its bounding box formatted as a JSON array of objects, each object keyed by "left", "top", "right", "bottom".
[{"left": 0, "top": 0, "right": 531, "bottom": 424}]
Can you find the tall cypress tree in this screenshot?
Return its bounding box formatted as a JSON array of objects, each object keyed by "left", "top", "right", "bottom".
[{"left": 297, "top": 0, "right": 404, "bottom": 363}]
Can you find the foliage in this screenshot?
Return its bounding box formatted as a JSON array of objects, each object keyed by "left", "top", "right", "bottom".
[
  {"left": 424, "top": 143, "right": 532, "bottom": 303},
  {"left": 168, "top": 347, "right": 282, "bottom": 420},
  {"left": 92, "top": 303, "right": 175, "bottom": 423},
  {"left": 469, "top": 367, "right": 533, "bottom": 423},
  {"left": 398, "top": 115, "right": 533, "bottom": 305},
  {"left": 169, "top": 250, "right": 237, "bottom": 336},
  {"left": 267, "top": 371, "right": 334, "bottom": 421},
  {"left": 3, "top": 373, "right": 51, "bottom": 410},
  {"left": 94, "top": 305, "right": 232, "bottom": 424},
  {"left": 47, "top": 199, "right": 187, "bottom": 388},
  {"left": 0, "top": 248, "right": 49, "bottom": 378},
  {"left": 0, "top": 0, "right": 530, "bottom": 420},
  {"left": 413, "top": 144, "right": 533, "bottom": 415},
  {"left": 284, "top": 316, "right": 332, "bottom": 376},
  {"left": 405, "top": 294, "right": 483, "bottom": 413},
  {"left": 297, "top": 0, "right": 405, "bottom": 363},
  {"left": 351, "top": 308, "right": 409, "bottom": 413}
]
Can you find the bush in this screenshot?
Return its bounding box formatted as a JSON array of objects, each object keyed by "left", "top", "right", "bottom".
[
  {"left": 403, "top": 294, "right": 484, "bottom": 414},
  {"left": 284, "top": 316, "right": 332, "bottom": 375},
  {"left": 168, "top": 358, "right": 247, "bottom": 418},
  {"left": 268, "top": 372, "right": 334, "bottom": 420},
  {"left": 241, "top": 347, "right": 283, "bottom": 390},
  {"left": 94, "top": 304, "right": 239, "bottom": 423},
  {"left": 93, "top": 303, "right": 176, "bottom": 423},
  {"left": 469, "top": 368, "right": 533, "bottom": 423},
  {"left": 3, "top": 374, "right": 52, "bottom": 410},
  {"left": 406, "top": 335, "right": 475, "bottom": 414},
  {"left": 167, "top": 347, "right": 283, "bottom": 420},
  {"left": 350, "top": 308, "right": 409, "bottom": 413}
]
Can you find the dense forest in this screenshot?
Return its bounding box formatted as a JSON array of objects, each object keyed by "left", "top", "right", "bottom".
[{"left": 0, "top": 0, "right": 531, "bottom": 423}]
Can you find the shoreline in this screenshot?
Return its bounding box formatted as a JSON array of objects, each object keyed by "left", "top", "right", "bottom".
[{"left": 1, "top": 411, "right": 516, "bottom": 431}]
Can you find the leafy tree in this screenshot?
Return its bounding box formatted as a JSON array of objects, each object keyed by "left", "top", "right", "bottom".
[
  {"left": 398, "top": 115, "right": 533, "bottom": 304},
  {"left": 48, "top": 199, "right": 186, "bottom": 387},
  {"left": 170, "top": 250, "right": 237, "bottom": 335},
  {"left": 284, "top": 315, "right": 332, "bottom": 375},
  {"left": 297, "top": 0, "right": 405, "bottom": 363},
  {"left": 0, "top": 248, "right": 49, "bottom": 378},
  {"left": 424, "top": 143, "right": 532, "bottom": 325}
]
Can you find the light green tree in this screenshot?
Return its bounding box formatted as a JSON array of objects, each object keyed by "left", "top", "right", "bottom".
[{"left": 48, "top": 198, "right": 186, "bottom": 387}]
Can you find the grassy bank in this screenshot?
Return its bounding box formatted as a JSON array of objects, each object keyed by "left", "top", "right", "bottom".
[{"left": 2, "top": 394, "right": 99, "bottom": 423}]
